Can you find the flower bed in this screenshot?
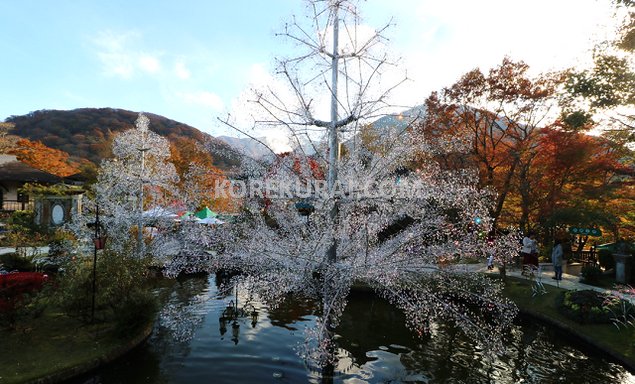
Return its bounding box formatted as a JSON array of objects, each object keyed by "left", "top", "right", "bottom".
[
  {"left": 557, "top": 289, "right": 635, "bottom": 325},
  {"left": 0, "top": 272, "right": 48, "bottom": 312}
]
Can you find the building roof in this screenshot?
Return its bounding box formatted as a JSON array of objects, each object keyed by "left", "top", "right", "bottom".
[{"left": 0, "top": 154, "right": 62, "bottom": 183}]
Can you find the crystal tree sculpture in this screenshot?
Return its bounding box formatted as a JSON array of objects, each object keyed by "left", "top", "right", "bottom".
[
  {"left": 93, "top": 113, "right": 180, "bottom": 259},
  {"left": 168, "top": 0, "right": 518, "bottom": 371}
]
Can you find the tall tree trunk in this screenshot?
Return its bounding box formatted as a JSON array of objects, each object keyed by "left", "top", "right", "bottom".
[{"left": 492, "top": 158, "right": 519, "bottom": 225}]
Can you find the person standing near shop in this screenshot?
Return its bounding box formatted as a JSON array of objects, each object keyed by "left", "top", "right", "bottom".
[{"left": 552, "top": 239, "right": 563, "bottom": 280}]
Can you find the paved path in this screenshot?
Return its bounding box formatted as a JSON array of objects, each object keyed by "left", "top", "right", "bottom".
[
  {"left": 491, "top": 263, "right": 635, "bottom": 305},
  {"left": 447, "top": 261, "right": 634, "bottom": 304},
  {"left": 0, "top": 246, "right": 49, "bottom": 256}
]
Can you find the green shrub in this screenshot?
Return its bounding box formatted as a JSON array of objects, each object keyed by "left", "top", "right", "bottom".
[
  {"left": 55, "top": 261, "right": 94, "bottom": 321},
  {"left": 598, "top": 249, "right": 615, "bottom": 271},
  {"left": 0, "top": 252, "right": 35, "bottom": 271},
  {"left": 113, "top": 290, "right": 157, "bottom": 338},
  {"left": 0, "top": 292, "right": 48, "bottom": 330},
  {"left": 580, "top": 265, "right": 602, "bottom": 285},
  {"left": 8, "top": 210, "right": 35, "bottom": 231},
  {"left": 558, "top": 290, "right": 611, "bottom": 324},
  {"left": 557, "top": 290, "right": 635, "bottom": 324},
  {"left": 0, "top": 278, "right": 52, "bottom": 330},
  {"left": 48, "top": 234, "right": 75, "bottom": 259},
  {"left": 56, "top": 251, "right": 157, "bottom": 329}
]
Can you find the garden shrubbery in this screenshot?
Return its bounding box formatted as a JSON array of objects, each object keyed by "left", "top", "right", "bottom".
[
  {"left": 0, "top": 272, "right": 50, "bottom": 329},
  {"left": 557, "top": 289, "right": 635, "bottom": 325},
  {"left": 113, "top": 289, "right": 157, "bottom": 337},
  {"left": 0, "top": 210, "right": 160, "bottom": 338},
  {"left": 0, "top": 252, "right": 35, "bottom": 271},
  {"left": 47, "top": 230, "right": 76, "bottom": 260},
  {"left": 2, "top": 210, "right": 46, "bottom": 249},
  {"left": 55, "top": 251, "right": 158, "bottom": 336}
]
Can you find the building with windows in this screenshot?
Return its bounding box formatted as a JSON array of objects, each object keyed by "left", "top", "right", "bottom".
[{"left": 0, "top": 154, "right": 82, "bottom": 226}]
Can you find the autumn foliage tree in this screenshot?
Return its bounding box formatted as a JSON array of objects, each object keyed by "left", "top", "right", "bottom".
[
  {"left": 169, "top": 136, "right": 235, "bottom": 212},
  {"left": 532, "top": 125, "right": 633, "bottom": 241},
  {"left": 10, "top": 138, "right": 80, "bottom": 177},
  {"left": 557, "top": 0, "right": 635, "bottom": 239},
  {"left": 0, "top": 122, "right": 18, "bottom": 153},
  {"left": 419, "top": 58, "right": 563, "bottom": 230}
]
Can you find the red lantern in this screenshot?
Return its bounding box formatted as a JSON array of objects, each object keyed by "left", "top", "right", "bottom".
[{"left": 93, "top": 236, "right": 107, "bottom": 250}]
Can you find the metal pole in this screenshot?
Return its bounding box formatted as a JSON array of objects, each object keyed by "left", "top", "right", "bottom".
[
  {"left": 326, "top": 1, "right": 340, "bottom": 265},
  {"left": 323, "top": 4, "right": 340, "bottom": 380},
  {"left": 327, "top": 7, "right": 339, "bottom": 193},
  {"left": 137, "top": 147, "right": 149, "bottom": 259},
  {"left": 91, "top": 205, "right": 99, "bottom": 323}
]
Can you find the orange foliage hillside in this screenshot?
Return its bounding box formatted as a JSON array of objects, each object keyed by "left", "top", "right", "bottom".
[{"left": 10, "top": 138, "right": 81, "bottom": 177}]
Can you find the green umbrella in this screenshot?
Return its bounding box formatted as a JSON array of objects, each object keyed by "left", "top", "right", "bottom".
[{"left": 194, "top": 207, "right": 218, "bottom": 219}]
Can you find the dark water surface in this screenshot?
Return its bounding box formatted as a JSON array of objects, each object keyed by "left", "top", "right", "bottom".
[{"left": 70, "top": 274, "right": 635, "bottom": 384}]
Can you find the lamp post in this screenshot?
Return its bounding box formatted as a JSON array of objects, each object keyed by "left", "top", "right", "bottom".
[
  {"left": 218, "top": 283, "right": 258, "bottom": 345},
  {"left": 89, "top": 204, "right": 106, "bottom": 323}
]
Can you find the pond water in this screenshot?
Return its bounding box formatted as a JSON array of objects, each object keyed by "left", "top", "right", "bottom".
[{"left": 71, "top": 274, "right": 635, "bottom": 384}]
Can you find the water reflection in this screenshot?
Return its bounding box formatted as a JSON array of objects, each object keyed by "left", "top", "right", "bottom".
[
  {"left": 267, "top": 295, "right": 317, "bottom": 331},
  {"left": 218, "top": 299, "right": 259, "bottom": 344},
  {"left": 215, "top": 271, "right": 261, "bottom": 345},
  {"left": 69, "top": 274, "right": 635, "bottom": 384}
]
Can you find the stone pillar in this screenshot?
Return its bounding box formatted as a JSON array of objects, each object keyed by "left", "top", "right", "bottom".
[
  {"left": 34, "top": 199, "right": 43, "bottom": 226},
  {"left": 71, "top": 194, "right": 83, "bottom": 217},
  {"left": 613, "top": 253, "right": 632, "bottom": 284}
]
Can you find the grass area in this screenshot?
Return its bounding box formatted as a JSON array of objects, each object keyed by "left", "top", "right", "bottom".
[
  {"left": 503, "top": 276, "right": 635, "bottom": 369},
  {"left": 0, "top": 276, "right": 175, "bottom": 384},
  {"left": 0, "top": 308, "right": 152, "bottom": 384}
]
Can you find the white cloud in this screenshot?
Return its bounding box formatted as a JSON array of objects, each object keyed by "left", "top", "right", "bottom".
[
  {"left": 138, "top": 54, "right": 161, "bottom": 74},
  {"left": 363, "top": 0, "right": 621, "bottom": 108},
  {"left": 230, "top": 63, "right": 297, "bottom": 122},
  {"left": 410, "top": 1, "right": 615, "bottom": 76},
  {"left": 99, "top": 52, "right": 135, "bottom": 78},
  {"left": 91, "top": 30, "right": 138, "bottom": 78},
  {"left": 91, "top": 30, "right": 164, "bottom": 78},
  {"left": 246, "top": 63, "right": 277, "bottom": 88},
  {"left": 174, "top": 61, "right": 191, "bottom": 80},
  {"left": 176, "top": 90, "right": 224, "bottom": 111}
]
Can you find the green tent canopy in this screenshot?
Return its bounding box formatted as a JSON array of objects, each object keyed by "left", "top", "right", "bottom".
[
  {"left": 179, "top": 211, "right": 195, "bottom": 219},
  {"left": 194, "top": 207, "right": 218, "bottom": 219}
]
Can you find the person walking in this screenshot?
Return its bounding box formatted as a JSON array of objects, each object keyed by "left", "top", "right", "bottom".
[
  {"left": 552, "top": 239, "right": 563, "bottom": 280},
  {"left": 521, "top": 231, "right": 537, "bottom": 275},
  {"left": 530, "top": 234, "right": 539, "bottom": 268}
]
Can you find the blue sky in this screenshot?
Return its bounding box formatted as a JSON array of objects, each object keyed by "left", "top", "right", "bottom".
[{"left": 0, "top": 0, "right": 620, "bottom": 138}]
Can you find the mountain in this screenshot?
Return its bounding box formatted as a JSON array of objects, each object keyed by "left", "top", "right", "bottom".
[
  {"left": 370, "top": 104, "right": 427, "bottom": 133},
  {"left": 217, "top": 136, "right": 272, "bottom": 159},
  {"left": 4, "top": 108, "right": 241, "bottom": 170},
  {"left": 217, "top": 135, "right": 297, "bottom": 159},
  {"left": 2, "top": 106, "right": 426, "bottom": 175},
  {"left": 218, "top": 106, "right": 427, "bottom": 159}
]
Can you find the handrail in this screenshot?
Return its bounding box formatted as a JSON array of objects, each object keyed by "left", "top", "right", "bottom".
[{"left": 0, "top": 200, "right": 34, "bottom": 212}]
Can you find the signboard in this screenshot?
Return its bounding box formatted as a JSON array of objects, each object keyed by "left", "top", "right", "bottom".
[{"left": 568, "top": 227, "right": 602, "bottom": 237}]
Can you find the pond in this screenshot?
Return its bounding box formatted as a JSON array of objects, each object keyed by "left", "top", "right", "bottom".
[{"left": 70, "top": 274, "right": 635, "bottom": 384}]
